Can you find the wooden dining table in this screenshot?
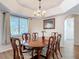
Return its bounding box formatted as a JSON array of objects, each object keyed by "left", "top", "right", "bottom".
[
  {"left": 22, "top": 37, "right": 49, "bottom": 59},
  {"left": 29, "top": 38, "right": 48, "bottom": 47}
]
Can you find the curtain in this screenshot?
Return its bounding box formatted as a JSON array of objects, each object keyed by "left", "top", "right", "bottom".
[
  {"left": 0, "top": 13, "right": 3, "bottom": 45},
  {"left": 2, "top": 13, "right": 11, "bottom": 45}
]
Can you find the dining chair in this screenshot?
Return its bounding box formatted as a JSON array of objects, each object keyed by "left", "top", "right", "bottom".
[
  {"left": 26, "top": 33, "right": 31, "bottom": 40},
  {"left": 32, "top": 32, "right": 38, "bottom": 40},
  {"left": 10, "top": 37, "right": 24, "bottom": 59},
  {"left": 22, "top": 33, "right": 31, "bottom": 41},
  {"left": 31, "top": 32, "right": 40, "bottom": 58},
  {"left": 51, "top": 32, "right": 58, "bottom": 40},
  {"left": 56, "top": 34, "right": 62, "bottom": 57},
  {"left": 50, "top": 32, "right": 59, "bottom": 59},
  {"left": 21, "top": 33, "right": 32, "bottom": 53},
  {"left": 52, "top": 33, "right": 62, "bottom": 59},
  {"left": 46, "top": 36, "right": 55, "bottom": 59},
  {"left": 41, "top": 36, "right": 55, "bottom": 59}
]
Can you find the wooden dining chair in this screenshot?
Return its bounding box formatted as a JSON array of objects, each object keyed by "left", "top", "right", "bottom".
[
  {"left": 50, "top": 32, "right": 59, "bottom": 59},
  {"left": 46, "top": 36, "right": 55, "bottom": 59},
  {"left": 52, "top": 33, "right": 62, "bottom": 59},
  {"left": 41, "top": 36, "right": 55, "bottom": 59},
  {"left": 51, "top": 32, "right": 58, "bottom": 40},
  {"left": 56, "top": 34, "right": 62, "bottom": 57},
  {"left": 22, "top": 33, "right": 31, "bottom": 41},
  {"left": 32, "top": 32, "right": 38, "bottom": 40},
  {"left": 10, "top": 37, "right": 24, "bottom": 59},
  {"left": 21, "top": 33, "right": 32, "bottom": 53},
  {"left": 26, "top": 33, "right": 31, "bottom": 40}
]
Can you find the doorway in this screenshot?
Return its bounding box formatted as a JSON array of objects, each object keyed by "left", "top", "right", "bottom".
[{"left": 64, "top": 17, "right": 74, "bottom": 47}]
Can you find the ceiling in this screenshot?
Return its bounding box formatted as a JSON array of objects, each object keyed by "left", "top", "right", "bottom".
[
  {"left": 16, "top": 0, "right": 63, "bottom": 10},
  {"left": 68, "top": 4, "right": 79, "bottom": 15},
  {"left": 0, "top": 3, "right": 10, "bottom": 13},
  {"left": 0, "top": 0, "right": 79, "bottom": 18}
]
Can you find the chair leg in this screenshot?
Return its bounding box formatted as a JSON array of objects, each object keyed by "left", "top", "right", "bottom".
[
  {"left": 32, "top": 49, "right": 34, "bottom": 59},
  {"left": 58, "top": 45, "right": 62, "bottom": 57},
  {"left": 55, "top": 51, "right": 59, "bottom": 59},
  {"left": 52, "top": 51, "right": 54, "bottom": 59},
  {"left": 37, "top": 49, "right": 41, "bottom": 59},
  {"left": 13, "top": 50, "right": 16, "bottom": 59},
  {"left": 54, "top": 47, "right": 59, "bottom": 59}
]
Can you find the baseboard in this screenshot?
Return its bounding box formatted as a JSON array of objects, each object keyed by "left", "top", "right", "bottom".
[
  {"left": 74, "top": 45, "right": 79, "bottom": 47},
  {"left": 0, "top": 45, "right": 12, "bottom": 53},
  {"left": 60, "top": 44, "right": 64, "bottom": 48},
  {"left": 74, "top": 43, "right": 79, "bottom": 46},
  {"left": 0, "top": 48, "right": 12, "bottom": 53}
]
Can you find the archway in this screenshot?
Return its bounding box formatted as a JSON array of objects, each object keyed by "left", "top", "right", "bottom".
[{"left": 64, "top": 17, "right": 74, "bottom": 47}]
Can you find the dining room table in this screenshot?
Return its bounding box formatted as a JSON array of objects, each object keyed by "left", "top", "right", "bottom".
[{"left": 22, "top": 37, "right": 49, "bottom": 59}]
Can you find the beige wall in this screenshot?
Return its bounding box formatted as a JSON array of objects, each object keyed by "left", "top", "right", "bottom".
[
  {"left": 74, "top": 15, "right": 79, "bottom": 45},
  {"left": 29, "top": 14, "right": 68, "bottom": 47}
]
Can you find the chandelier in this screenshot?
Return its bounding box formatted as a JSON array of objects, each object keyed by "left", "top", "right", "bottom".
[{"left": 34, "top": 0, "right": 46, "bottom": 17}]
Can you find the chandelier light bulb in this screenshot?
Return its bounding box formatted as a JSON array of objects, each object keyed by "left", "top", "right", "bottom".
[
  {"left": 42, "top": 11, "right": 46, "bottom": 15},
  {"left": 34, "top": 10, "right": 46, "bottom": 17}
]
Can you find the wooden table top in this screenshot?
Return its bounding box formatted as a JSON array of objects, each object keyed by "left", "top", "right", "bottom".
[{"left": 28, "top": 38, "right": 48, "bottom": 48}]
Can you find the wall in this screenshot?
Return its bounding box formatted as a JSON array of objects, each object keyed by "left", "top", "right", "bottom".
[
  {"left": 29, "top": 14, "right": 68, "bottom": 47},
  {"left": 74, "top": 15, "right": 79, "bottom": 45}
]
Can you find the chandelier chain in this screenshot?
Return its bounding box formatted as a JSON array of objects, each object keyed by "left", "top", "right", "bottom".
[{"left": 34, "top": 0, "right": 46, "bottom": 17}]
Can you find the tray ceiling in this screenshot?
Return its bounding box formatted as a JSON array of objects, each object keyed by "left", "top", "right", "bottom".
[
  {"left": 0, "top": 0, "right": 79, "bottom": 18},
  {"left": 16, "top": 0, "right": 63, "bottom": 10}
]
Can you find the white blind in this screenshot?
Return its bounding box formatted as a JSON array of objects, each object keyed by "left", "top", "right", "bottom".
[{"left": 10, "top": 16, "right": 29, "bottom": 36}]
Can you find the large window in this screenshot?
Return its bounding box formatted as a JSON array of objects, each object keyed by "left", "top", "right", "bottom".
[{"left": 10, "top": 16, "right": 29, "bottom": 36}]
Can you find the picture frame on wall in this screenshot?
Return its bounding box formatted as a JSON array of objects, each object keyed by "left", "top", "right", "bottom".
[{"left": 43, "top": 18, "right": 55, "bottom": 29}]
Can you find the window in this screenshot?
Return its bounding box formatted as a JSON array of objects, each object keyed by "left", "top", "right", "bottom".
[{"left": 10, "top": 16, "right": 29, "bottom": 36}]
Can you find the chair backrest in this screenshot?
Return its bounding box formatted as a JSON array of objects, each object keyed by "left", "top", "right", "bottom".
[
  {"left": 32, "top": 32, "right": 38, "bottom": 40},
  {"left": 10, "top": 37, "right": 24, "bottom": 59},
  {"left": 26, "top": 33, "right": 31, "bottom": 40},
  {"left": 51, "top": 32, "right": 58, "bottom": 36},
  {"left": 22, "top": 33, "right": 31, "bottom": 41},
  {"left": 51, "top": 32, "right": 58, "bottom": 41},
  {"left": 57, "top": 34, "right": 61, "bottom": 45},
  {"left": 46, "top": 36, "right": 55, "bottom": 59},
  {"left": 54, "top": 34, "right": 61, "bottom": 51}
]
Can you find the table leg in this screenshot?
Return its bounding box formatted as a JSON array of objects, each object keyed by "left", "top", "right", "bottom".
[
  {"left": 37, "top": 48, "right": 41, "bottom": 59},
  {"left": 32, "top": 49, "right": 34, "bottom": 59}
]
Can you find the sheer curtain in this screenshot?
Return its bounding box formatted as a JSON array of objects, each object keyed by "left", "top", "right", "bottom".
[
  {"left": 2, "top": 13, "right": 11, "bottom": 45},
  {"left": 0, "top": 13, "right": 3, "bottom": 45},
  {"left": 10, "top": 16, "right": 29, "bottom": 36}
]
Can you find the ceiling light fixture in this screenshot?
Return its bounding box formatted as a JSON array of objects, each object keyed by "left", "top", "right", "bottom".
[{"left": 34, "top": 0, "right": 46, "bottom": 17}]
